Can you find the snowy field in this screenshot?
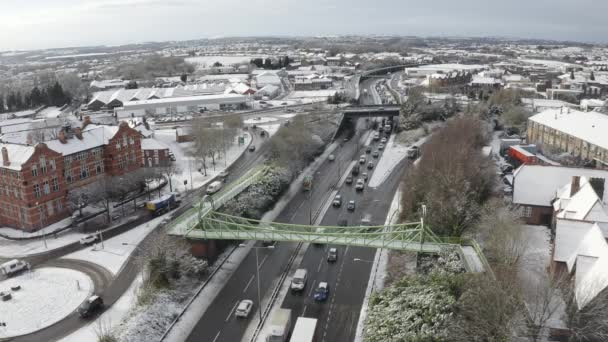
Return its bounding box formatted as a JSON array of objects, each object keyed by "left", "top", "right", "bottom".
[
  {"left": 154, "top": 129, "right": 251, "bottom": 191},
  {"left": 244, "top": 117, "right": 278, "bottom": 124},
  {"left": 63, "top": 216, "right": 166, "bottom": 275},
  {"left": 0, "top": 268, "right": 93, "bottom": 339},
  {"left": 186, "top": 55, "right": 264, "bottom": 68}
]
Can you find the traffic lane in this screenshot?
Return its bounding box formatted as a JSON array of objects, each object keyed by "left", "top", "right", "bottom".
[
  {"left": 186, "top": 242, "right": 298, "bottom": 342},
  {"left": 217, "top": 242, "right": 300, "bottom": 342}
]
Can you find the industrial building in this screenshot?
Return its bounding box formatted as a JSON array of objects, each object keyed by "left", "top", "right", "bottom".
[{"left": 114, "top": 94, "right": 249, "bottom": 118}]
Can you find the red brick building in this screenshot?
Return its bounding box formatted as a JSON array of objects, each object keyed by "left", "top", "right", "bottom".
[
  {"left": 0, "top": 143, "right": 67, "bottom": 231},
  {"left": 141, "top": 139, "right": 171, "bottom": 167},
  {"left": 0, "top": 120, "right": 143, "bottom": 232}
]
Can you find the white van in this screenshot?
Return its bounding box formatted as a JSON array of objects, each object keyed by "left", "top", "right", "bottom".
[
  {"left": 0, "top": 259, "right": 30, "bottom": 277},
  {"left": 206, "top": 181, "right": 223, "bottom": 195},
  {"left": 290, "top": 268, "right": 308, "bottom": 292}
]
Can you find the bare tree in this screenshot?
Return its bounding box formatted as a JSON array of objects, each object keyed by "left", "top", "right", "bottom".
[
  {"left": 564, "top": 283, "right": 608, "bottom": 341},
  {"left": 525, "top": 275, "right": 568, "bottom": 342},
  {"left": 157, "top": 164, "right": 181, "bottom": 193}
]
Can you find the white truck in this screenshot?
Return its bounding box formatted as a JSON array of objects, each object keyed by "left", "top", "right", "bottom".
[
  {"left": 0, "top": 259, "right": 30, "bottom": 277},
  {"left": 266, "top": 308, "right": 292, "bottom": 342}
]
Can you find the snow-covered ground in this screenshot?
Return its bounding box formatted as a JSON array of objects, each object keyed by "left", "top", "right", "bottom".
[
  {"left": 258, "top": 123, "right": 281, "bottom": 137},
  {"left": 0, "top": 217, "right": 72, "bottom": 239},
  {"left": 62, "top": 216, "right": 166, "bottom": 275},
  {"left": 278, "top": 113, "right": 297, "bottom": 119},
  {"left": 0, "top": 268, "right": 93, "bottom": 339},
  {"left": 59, "top": 274, "right": 143, "bottom": 342},
  {"left": 37, "top": 106, "right": 62, "bottom": 119},
  {"left": 0, "top": 230, "right": 86, "bottom": 259},
  {"left": 244, "top": 117, "right": 278, "bottom": 124},
  {"left": 154, "top": 129, "right": 251, "bottom": 191}
]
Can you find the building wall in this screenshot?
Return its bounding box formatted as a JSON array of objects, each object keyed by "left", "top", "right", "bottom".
[
  {"left": 0, "top": 144, "right": 68, "bottom": 231},
  {"left": 104, "top": 123, "right": 143, "bottom": 176},
  {"left": 143, "top": 148, "right": 170, "bottom": 167},
  {"left": 527, "top": 120, "right": 608, "bottom": 164},
  {"left": 520, "top": 204, "right": 553, "bottom": 225}
]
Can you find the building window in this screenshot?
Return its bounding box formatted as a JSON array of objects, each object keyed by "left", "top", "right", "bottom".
[
  {"left": 129, "top": 137, "right": 135, "bottom": 145},
  {"left": 13, "top": 187, "right": 19, "bottom": 198},
  {"left": 64, "top": 156, "right": 72, "bottom": 166},
  {"left": 5, "top": 185, "right": 9, "bottom": 196},
  {"left": 118, "top": 155, "right": 125, "bottom": 169},
  {"left": 47, "top": 201, "right": 54, "bottom": 216},
  {"left": 52, "top": 177, "right": 59, "bottom": 192},
  {"left": 95, "top": 161, "right": 104, "bottom": 174},
  {"left": 34, "top": 184, "right": 41, "bottom": 198},
  {"left": 65, "top": 169, "right": 73, "bottom": 184},
  {"left": 49, "top": 159, "right": 56, "bottom": 171},
  {"left": 93, "top": 148, "right": 103, "bottom": 159},
  {"left": 40, "top": 156, "right": 46, "bottom": 174},
  {"left": 55, "top": 199, "right": 63, "bottom": 211},
  {"left": 20, "top": 207, "right": 27, "bottom": 224},
  {"left": 131, "top": 151, "right": 136, "bottom": 163},
  {"left": 116, "top": 142, "right": 121, "bottom": 151},
  {"left": 43, "top": 180, "right": 50, "bottom": 195},
  {"left": 31, "top": 165, "right": 38, "bottom": 177},
  {"left": 122, "top": 134, "right": 128, "bottom": 147},
  {"left": 523, "top": 206, "right": 532, "bottom": 218},
  {"left": 80, "top": 165, "right": 89, "bottom": 179}
]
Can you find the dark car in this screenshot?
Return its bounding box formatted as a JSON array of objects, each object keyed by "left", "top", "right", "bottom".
[
  {"left": 313, "top": 282, "right": 330, "bottom": 302},
  {"left": 78, "top": 295, "right": 104, "bottom": 318},
  {"left": 372, "top": 150, "right": 380, "bottom": 158},
  {"left": 248, "top": 145, "right": 256, "bottom": 152},
  {"left": 347, "top": 200, "right": 356, "bottom": 211},
  {"left": 351, "top": 164, "right": 360, "bottom": 176},
  {"left": 367, "top": 161, "right": 374, "bottom": 169},
  {"left": 365, "top": 146, "right": 372, "bottom": 153}
]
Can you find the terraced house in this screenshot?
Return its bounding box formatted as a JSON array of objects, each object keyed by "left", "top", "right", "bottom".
[
  {"left": 527, "top": 108, "right": 608, "bottom": 167},
  {"left": 0, "top": 119, "right": 143, "bottom": 231}
]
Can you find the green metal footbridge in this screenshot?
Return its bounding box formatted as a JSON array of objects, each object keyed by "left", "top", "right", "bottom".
[{"left": 167, "top": 166, "right": 490, "bottom": 273}]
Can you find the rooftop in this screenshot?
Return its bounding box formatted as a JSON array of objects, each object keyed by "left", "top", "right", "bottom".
[{"left": 529, "top": 108, "right": 608, "bottom": 150}]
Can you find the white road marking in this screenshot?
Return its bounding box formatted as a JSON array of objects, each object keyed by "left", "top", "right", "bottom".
[
  {"left": 226, "top": 300, "right": 239, "bottom": 322},
  {"left": 243, "top": 274, "right": 255, "bottom": 293},
  {"left": 302, "top": 304, "right": 308, "bottom": 317},
  {"left": 212, "top": 331, "right": 221, "bottom": 342},
  {"left": 317, "top": 257, "right": 324, "bottom": 272},
  {"left": 308, "top": 280, "right": 316, "bottom": 297},
  {"left": 258, "top": 254, "right": 269, "bottom": 269}
]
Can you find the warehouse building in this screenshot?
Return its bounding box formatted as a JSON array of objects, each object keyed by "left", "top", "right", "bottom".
[{"left": 114, "top": 94, "right": 248, "bottom": 119}]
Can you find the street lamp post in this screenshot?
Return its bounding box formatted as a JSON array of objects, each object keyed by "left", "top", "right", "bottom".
[
  {"left": 239, "top": 243, "right": 275, "bottom": 322},
  {"left": 36, "top": 202, "right": 47, "bottom": 249}
]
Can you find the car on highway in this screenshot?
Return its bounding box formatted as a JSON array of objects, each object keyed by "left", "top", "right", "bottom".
[
  {"left": 328, "top": 154, "right": 335, "bottom": 161},
  {"left": 347, "top": 200, "right": 356, "bottom": 211},
  {"left": 380, "top": 137, "right": 387, "bottom": 144},
  {"left": 79, "top": 234, "right": 98, "bottom": 245},
  {"left": 359, "top": 157, "right": 366, "bottom": 164},
  {"left": 355, "top": 179, "right": 365, "bottom": 191},
  {"left": 248, "top": 145, "right": 256, "bottom": 152},
  {"left": 78, "top": 295, "right": 104, "bottom": 318},
  {"left": 365, "top": 146, "right": 372, "bottom": 153},
  {"left": 372, "top": 150, "right": 380, "bottom": 158},
  {"left": 373, "top": 133, "right": 380, "bottom": 141},
  {"left": 332, "top": 195, "right": 342, "bottom": 207},
  {"left": 218, "top": 170, "right": 230, "bottom": 179},
  {"left": 327, "top": 248, "right": 338, "bottom": 262},
  {"left": 378, "top": 143, "right": 385, "bottom": 150},
  {"left": 313, "top": 282, "right": 330, "bottom": 302},
  {"left": 367, "top": 161, "right": 374, "bottom": 169},
  {"left": 361, "top": 172, "right": 368, "bottom": 181},
  {"left": 235, "top": 299, "right": 254, "bottom": 318},
  {"left": 291, "top": 269, "right": 308, "bottom": 292},
  {"left": 345, "top": 176, "right": 353, "bottom": 184},
  {"left": 352, "top": 164, "right": 360, "bottom": 175}
]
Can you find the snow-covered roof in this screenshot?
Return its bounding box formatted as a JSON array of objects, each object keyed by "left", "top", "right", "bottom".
[
  {"left": 529, "top": 109, "right": 608, "bottom": 150},
  {"left": 122, "top": 94, "right": 247, "bottom": 110},
  {"left": 570, "top": 224, "right": 608, "bottom": 309},
  {"left": 554, "top": 219, "right": 596, "bottom": 262},
  {"left": 556, "top": 180, "right": 608, "bottom": 221},
  {"left": 45, "top": 125, "right": 118, "bottom": 156},
  {"left": 470, "top": 76, "right": 503, "bottom": 85},
  {"left": 141, "top": 138, "right": 168, "bottom": 151},
  {"left": 512, "top": 165, "right": 608, "bottom": 207},
  {"left": 0, "top": 143, "right": 36, "bottom": 171}
]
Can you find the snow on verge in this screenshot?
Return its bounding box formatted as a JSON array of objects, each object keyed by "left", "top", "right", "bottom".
[
  {"left": 59, "top": 274, "right": 144, "bottom": 342},
  {"left": 368, "top": 134, "right": 409, "bottom": 188},
  {"left": 62, "top": 216, "right": 166, "bottom": 276},
  {"left": 0, "top": 268, "right": 93, "bottom": 339}
]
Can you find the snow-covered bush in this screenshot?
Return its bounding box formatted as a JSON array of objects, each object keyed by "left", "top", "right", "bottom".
[
  {"left": 222, "top": 166, "right": 291, "bottom": 219},
  {"left": 418, "top": 247, "right": 466, "bottom": 275},
  {"left": 364, "top": 273, "right": 464, "bottom": 342}
]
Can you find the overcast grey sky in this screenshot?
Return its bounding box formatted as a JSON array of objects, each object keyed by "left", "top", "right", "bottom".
[{"left": 1, "top": 0, "right": 606, "bottom": 51}]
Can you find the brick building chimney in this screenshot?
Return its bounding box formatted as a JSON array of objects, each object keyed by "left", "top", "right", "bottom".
[
  {"left": 82, "top": 116, "right": 92, "bottom": 130},
  {"left": 570, "top": 176, "right": 581, "bottom": 197},
  {"left": 58, "top": 130, "right": 67, "bottom": 144},
  {"left": 74, "top": 127, "right": 83, "bottom": 140},
  {"left": 2, "top": 147, "right": 9, "bottom": 166}
]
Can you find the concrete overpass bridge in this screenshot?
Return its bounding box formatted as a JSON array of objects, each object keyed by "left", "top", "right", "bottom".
[{"left": 342, "top": 105, "right": 401, "bottom": 118}]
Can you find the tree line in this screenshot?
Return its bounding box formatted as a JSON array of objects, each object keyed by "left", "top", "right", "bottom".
[
  {"left": 250, "top": 56, "right": 291, "bottom": 69},
  {"left": 0, "top": 82, "right": 70, "bottom": 113}
]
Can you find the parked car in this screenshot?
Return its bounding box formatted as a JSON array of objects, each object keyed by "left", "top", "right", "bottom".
[
  {"left": 314, "top": 282, "right": 330, "bottom": 302},
  {"left": 372, "top": 150, "right": 380, "bottom": 158},
  {"left": 332, "top": 195, "right": 342, "bottom": 207},
  {"left": 235, "top": 299, "right": 254, "bottom": 318},
  {"left": 78, "top": 295, "right": 104, "bottom": 318},
  {"left": 355, "top": 179, "right": 365, "bottom": 191},
  {"left": 327, "top": 248, "right": 338, "bottom": 262},
  {"left": 367, "top": 161, "right": 374, "bottom": 169},
  {"left": 345, "top": 176, "right": 353, "bottom": 184},
  {"left": 0, "top": 259, "right": 30, "bottom": 277},
  {"left": 79, "top": 234, "right": 98, "bottom": 245},
  {"left": 347, "top": 200, "right": 356, "bottom": 211}
]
